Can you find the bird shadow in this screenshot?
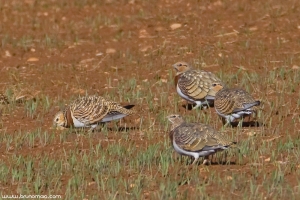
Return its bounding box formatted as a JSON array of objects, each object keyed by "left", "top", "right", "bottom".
[
  {"left": 182, "top": 160, "right": 237, "bottom": 167},
  {"left": 95, "top": 123, "right": 138, "bottom": 132},
  {"left": 70, "top": 123, "right": 138, "bottom": 133},
  {"left": 227, "top": 121, "right": 265, "bottom": 128},
  {"left": 206, "top": 160, "right": 237, "bottom": 165},
  {"left": 107, "top": 126, "right": 138, "bottom": 132},
  {"left": 219, "top": 115, "right": 265, "bottom": 128},
  {"left": 177, "top": 156, "right": 236, "bottom": 166}
]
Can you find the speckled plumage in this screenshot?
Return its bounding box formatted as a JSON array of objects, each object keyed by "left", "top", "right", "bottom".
[
  {"left": 173, "top": 62, "right": 225, "bottom": 109},
  {"left": 167, "top": 114, "right": 236, "bottom": 165},
  {"left": 214, "top": 88, "right": 260, "bottom": 125},
  {"left": 53, "top": 95, "right": 135, "bottom": 131},
  {"left": 0, "top": 93, "right": 9, "bottom": 105}
]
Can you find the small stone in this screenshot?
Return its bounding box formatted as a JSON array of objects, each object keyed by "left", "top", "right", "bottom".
[
  {"left": 88, "top": 181, "right": 96, "bottom": 186},
  {"left": 140, "top": 46, "right": 152, "bottom": 52},
  {"left": 128, "top": 0, "right": 135, "bottom": 4},
  {"left": 170, "top": 23, "right": 182, "bottom": 30},
  {"left": 155, "top": 26, "right": 164, "bottom": 32},
  {"left": 292, "top": 65, "right": 299, "bottom": 70},
  {"left": 80, "top": 58, "right": 94, "bottom": 64},
  {"left": 27, "top": 57, "right": 39, "bottom": 62},
  {"left": 106, "top": 48, "right": 116, "bottom": 54},
  {"left": 139, "top": 29, "right": 151, "bottom": 38},
  {"left": 249, "top": 26, "right": 258, "bottom": 31},
  {"left": 111, "top": 66, "right": 123, "bottom": 71},
  {"left": 246, "top": 131, "right": 257, "bottom": 136},
  {"left": 5, "top": 51, "right": 11, "bottom": 57}
]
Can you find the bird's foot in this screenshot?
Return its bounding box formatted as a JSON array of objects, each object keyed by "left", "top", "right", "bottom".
[
  {"left": 237, "top": 120, "right": 243, "bottom": 128},
  {"left": 202, "top": 158, "right": 211, "bottom": 165},
  {"left": 223, "top": 121, "right": 231, "bottom": 128},
  {"left": 192, "top": 105, "right": 200, "bottom": 110},
  {"left": 88, "top": 127, "right": 97, "bottom": 133},
  {"left": 191, "top": 158, "right": 199, "bottom": 165}
]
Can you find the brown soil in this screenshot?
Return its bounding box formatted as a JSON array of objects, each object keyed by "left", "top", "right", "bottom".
[{"left": 0, "top": 0, "right": 300, "bottom": 199}]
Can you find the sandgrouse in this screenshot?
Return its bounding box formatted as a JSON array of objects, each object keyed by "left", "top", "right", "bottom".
[
  {"left": 173, "top": 61, "right": 225, "bottom": 109},
  {"left": 214, "top": 88, "right": 260, "bottom": 126},
  {"left": 167, "top": 114, "right": 236, "bottom": 165},
  {"left": 0, "top": 93, "right": 9, "bottom": 105},
  {"left": 53, "top": 95, "right": 135, "bottom": 131}
]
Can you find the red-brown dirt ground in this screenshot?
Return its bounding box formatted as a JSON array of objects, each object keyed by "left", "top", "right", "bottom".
[{"left": 0, "top": 0, "right": 300, "bottom": 199}]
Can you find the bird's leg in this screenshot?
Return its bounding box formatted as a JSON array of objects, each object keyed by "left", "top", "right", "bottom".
[
  {"left": 194, "top": 100, "right": 210, "bottom": 110},
  {"left": 88, "top": 124, "right": 98, "bottom": 133},
  {"left": 220, "top": 117, "right": 226, "bottom": 126},
  {"left": 224, "top": 115, "right": 235, "bottom": 127},
  {"left": 223, "top": 118, "right": 231, "bottom": 128},
  {"left": 88, "top": 127, "right": 95, "bottom": 133},
  {"left": 204, "top": 99, "right": 211, "bottom": 109},
  {"left": 210, "top": 154, "right": 215, "bottom": 163},
  {"left": 192, "top": 102, "right": 202, "bottom": 110},
  {"left": 237, "top": 118, "right": 243, "bottom": 128},
  {"left": 223, "top": 121, "right": 230, "bottom": 128},
  {"left": 202, "top": 156, "right": 211, "bottom": 165},
  {"left": 191, "top": 157, "right": 199, "bottom": 165},
  {"left": 224, "top": 150, "right": 229, "bottom": 164},
  {"left": 192, "top": 105, "right": 200, "bottom": 110}
]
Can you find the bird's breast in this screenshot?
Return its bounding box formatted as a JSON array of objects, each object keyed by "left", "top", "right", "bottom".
[
  {"left": 174, "top": 75, "right": 180, "bottom": 88},
  {"left": 65, "top": 109, "right": 74, "bottom": 128},
  {"left": 71, "top": 115, "right": 88, "bottom": 127}
]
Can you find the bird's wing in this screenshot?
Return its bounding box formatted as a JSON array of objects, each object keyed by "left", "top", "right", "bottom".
[
  {"left": 70, "top": 96, "right": 109, "bottom": 125},
  {"left": 178, "top": 70, "right": 224, "bottom": 100},
  {"left": 101, "top": 104, "right": 135, "bottom": 122},
  {"left": 214, "top": 90, "right": 237, "bottom": 114},
  {"left": 233, "top": 101, "right": 260, "bottom": 112},
  {"left": 232, "top": 89, "right": 259, "bottom": 112},
  {"left": 177, "top": 71, "right": 211, "bottom": 100},
  {"left": 174, "top": 123, "right": 225, "bottom": 152}
]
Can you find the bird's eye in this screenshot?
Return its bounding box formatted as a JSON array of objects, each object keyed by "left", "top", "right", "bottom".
[
  {"left": 178, "top": 63, "right": 182, "bottom": 66},
  {"left": 212, "top": 83, "right": 217, "bottom": 87},
  {"left": 56, "top": 118, "right": 59, "bottom": 122}
]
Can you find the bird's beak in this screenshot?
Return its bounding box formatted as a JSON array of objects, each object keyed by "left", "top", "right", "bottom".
[{"left": 52, "top": 122, "right": 65, "bottom": 130}]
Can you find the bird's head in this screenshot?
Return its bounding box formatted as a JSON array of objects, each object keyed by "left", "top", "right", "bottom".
[
  {"left": 167, "top": 114, "right": 185, "bottom": 125},
  {"left": 208, "top": 82, "right": 225, "bottom": 96},
  {"left": 172, "top": 62, "right": 191, "bottom": 75},
  {"left": 53, "top": 110, "right": 67, "bottom": 129}
]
